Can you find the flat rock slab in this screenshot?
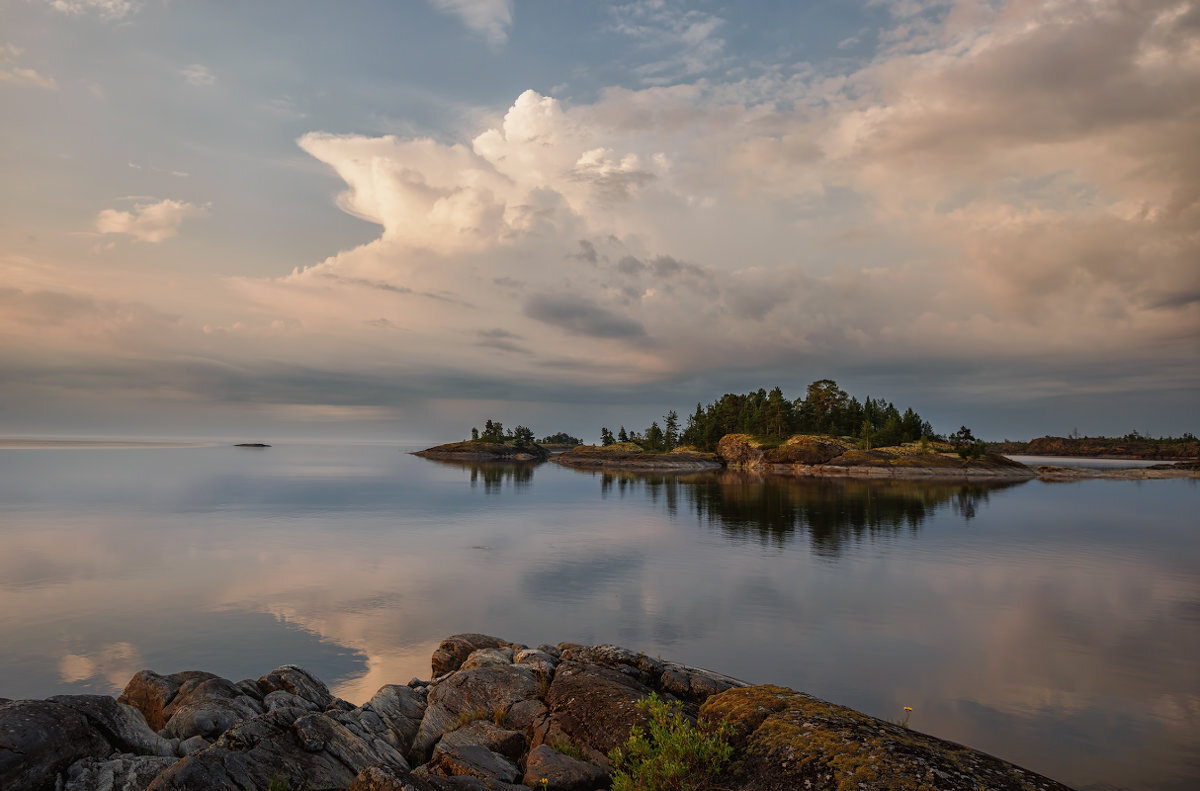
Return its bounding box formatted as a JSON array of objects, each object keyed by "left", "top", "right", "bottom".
[
  {"left": 524, "top": 744, "right": 608, "bottom": 791},
  {"left": 428, "top": 741, "right": 520, "bottom": 784}
]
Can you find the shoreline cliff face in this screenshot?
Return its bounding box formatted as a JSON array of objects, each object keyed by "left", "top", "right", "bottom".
[{"left": 0, "top": 634, "right": 1075, "bottom": 791}]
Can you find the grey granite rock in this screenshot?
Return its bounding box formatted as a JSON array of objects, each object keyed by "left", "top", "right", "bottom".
[
  {"left": 523, "top": 744, "right": 608, "bottom": 791},
  {"left": 0, "top": 699, "right": 112, "bottom": 791}
]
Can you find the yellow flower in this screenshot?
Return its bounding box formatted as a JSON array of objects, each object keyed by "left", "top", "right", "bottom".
[{"left": 903, "top": 707, "right": 913, "bottom": 711}]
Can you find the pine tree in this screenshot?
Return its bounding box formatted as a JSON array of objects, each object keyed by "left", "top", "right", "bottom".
[{"left": 663, "top": 410, "right": 679, "bottom": 450}]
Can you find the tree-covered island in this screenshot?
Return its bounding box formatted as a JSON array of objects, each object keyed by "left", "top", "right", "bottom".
[{"left": 414, "top": 379, "right": 1198, "bottom": 479}]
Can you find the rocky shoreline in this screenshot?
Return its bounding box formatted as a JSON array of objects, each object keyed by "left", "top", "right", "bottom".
[
  {"left": 413, "top": 437, "right": 1200, "bottom": 481},
  {"left": 554, "top": 443, "right": 721, "bottom": 471},
  {"left": 0, "top": 634, "right": 1075, "bottom": 791}
]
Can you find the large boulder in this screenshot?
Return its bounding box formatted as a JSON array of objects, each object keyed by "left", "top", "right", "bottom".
[
  {"left": 117, "top": 670, "right": 223, "bottom": 731},
  {"left": 257, "top": 664, "right": 344, "bottom": 711},
  {"left": 410, "top": 665, "right": 542, "bottom": 764},
  {"left": 0, "top": 699, "right": 112, "bottom": 791},
  {"left": 118, "top": 671, "right": 267, "bottom": 742},
  {"left": 431, "top": 635, "right": 512, "bottom": 677},
  {"left": 535, "top": 660, "right": 652, "bottom": 766},
  {"left": 717, "top": 434, "right": 852, "bottom": 468},
  {"left": 48, "top": 694, "right": 178, "bottom": 757},
  {"left": 337, "top": 684, "right": 427, "bottom": 758}
]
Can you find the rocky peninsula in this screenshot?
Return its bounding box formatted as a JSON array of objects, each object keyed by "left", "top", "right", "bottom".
[{"left": 0, "top": 634, "right": 1074, "bottom": 791}]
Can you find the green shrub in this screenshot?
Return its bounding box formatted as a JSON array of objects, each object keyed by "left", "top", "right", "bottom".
[
  {"left": 608, "top": 693, "right": 734, "bottom": 791},
  {"left": 548, "top": 735, "right": 587, "bottom": 761}
]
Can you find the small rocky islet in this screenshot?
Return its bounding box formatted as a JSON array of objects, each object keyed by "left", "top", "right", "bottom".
[{"left": 0, "top": 633, "right": 1075, "bottom": 791}]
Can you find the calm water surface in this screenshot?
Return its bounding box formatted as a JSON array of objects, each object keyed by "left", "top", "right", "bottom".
[{"left": 0, "top": 442, "right": 1196, "bottom": 791}]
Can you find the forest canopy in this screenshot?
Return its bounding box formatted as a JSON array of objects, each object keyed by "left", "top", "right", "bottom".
[{"left": 601, "top": 380, "right": 936, "bottom": 452}]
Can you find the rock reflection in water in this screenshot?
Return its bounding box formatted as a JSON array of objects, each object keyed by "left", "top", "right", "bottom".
[{"left": 599, "top": 470, "right": 1022, "bottom": 554}]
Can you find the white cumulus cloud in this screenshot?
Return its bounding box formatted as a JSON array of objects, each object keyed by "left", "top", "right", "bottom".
[
  {"left": 94, "top": 199, "right": 208, "bottom": 243},
  {"left": 0, "top": 44, "right": 57, "bottom": 89},
  {"left": 181, "top": 64, "right": 215, "bottom": 86},
  {"left": 427, "top": 0, "right": 513, "bottom": 46},
  {"left": 44, "top": 0, "right": 140, "bottom": 20}
]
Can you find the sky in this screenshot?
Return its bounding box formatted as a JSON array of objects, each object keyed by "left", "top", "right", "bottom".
[{"left": 1, "top": 0, "right": 1197, "bottom": 443}]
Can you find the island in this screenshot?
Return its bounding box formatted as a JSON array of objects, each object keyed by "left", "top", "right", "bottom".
[
  {"left": 413, "top": 441, "right": 550, "bottom": 463},
  {"left": 413, "top": 380, "right": 1198, "bottom": 480},
  {"left": 990, "top": 434, "right": 1199, "bottom": 461},
  {"left": 0, "top": 633, "right": 1075, "bottom": 791},
  {"left": 234, "top": 443, "right": 271, "bottom": 448}
]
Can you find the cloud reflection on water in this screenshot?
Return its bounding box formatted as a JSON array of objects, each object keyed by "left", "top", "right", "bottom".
[{"left": 0, "top": 447, "right": 1196, "bottom": 790}]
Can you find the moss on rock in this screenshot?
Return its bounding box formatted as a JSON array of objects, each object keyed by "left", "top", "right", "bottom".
[{"left": 699, "top": 686, "right": 1073, "bottom": 791}]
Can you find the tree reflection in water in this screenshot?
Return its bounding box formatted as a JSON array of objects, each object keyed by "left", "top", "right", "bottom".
[
  {"left": 424, "top": 460, "right": 537, "bottom": 494},
  {"left": 599, "top": 470, "right": 1023, "bottom": 555}
]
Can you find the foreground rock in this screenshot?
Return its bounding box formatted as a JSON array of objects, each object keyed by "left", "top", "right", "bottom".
[
  {"left": 718, "top": 434, "right": 1036, "bottom": 480},
  {"left": 701, "top": 685, "right": 1070, "bottom": 791},
  {"left": 554, "top": 443, "right": 721, "bottom": 471},
  {"left": 0, "top": 634, "right": 1075, "bottom": 791},
  {"left": 414, "top": 442, "right": 550, "bottom": 463}
]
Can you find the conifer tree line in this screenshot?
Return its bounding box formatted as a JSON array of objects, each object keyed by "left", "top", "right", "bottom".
[
  {"left": 471, "top": 420, "right": 535, "bottom": 446},
  {"left": 599, "top": 379, "right": 937, "bottom": 453}
]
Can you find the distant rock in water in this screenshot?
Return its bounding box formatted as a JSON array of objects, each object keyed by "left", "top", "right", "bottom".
[
  {"left": 233, "top": 443, "right": 271, "bottom": 448},
  {"left": 413, "top": 441, "right": 550, "bottom": 462},
  {"left": 0, "top": 634, "right": 1076, "bottom": 791}
]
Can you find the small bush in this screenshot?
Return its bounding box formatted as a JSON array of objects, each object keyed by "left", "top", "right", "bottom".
[
  {"left": 245, "top": 776, "right": 290, "bottom": 791},
  {"left": 609, "top": 693, "right": 734, "bottom": 791},
  {"left": 548, "top": 735, "right": 587, "bottom": 761}
]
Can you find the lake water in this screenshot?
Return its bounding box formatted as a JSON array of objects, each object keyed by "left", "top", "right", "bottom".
[{"left": 0, "top": 441, "right": 1196, "bottom": 791}]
